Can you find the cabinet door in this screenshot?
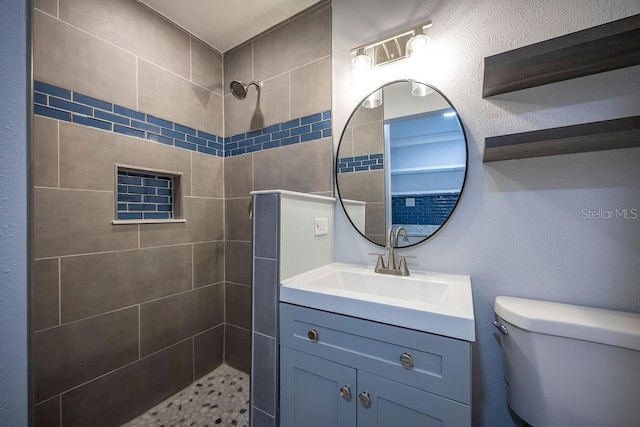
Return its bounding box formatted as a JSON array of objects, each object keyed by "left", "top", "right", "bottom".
[
  {"left": 280, "top": 347, "right": 357, "bottom": 427},
  {"left": 357, "top": 371, "right": 470, "bottom": 427}
]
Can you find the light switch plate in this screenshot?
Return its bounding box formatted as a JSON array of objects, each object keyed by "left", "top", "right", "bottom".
[{"left": 314, "top": 217, "right": 328, "bottom": 236}]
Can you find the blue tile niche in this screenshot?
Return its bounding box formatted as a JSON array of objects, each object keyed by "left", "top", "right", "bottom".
[{"left": 117, "top": 169, "right": 174, "bottom": 221}]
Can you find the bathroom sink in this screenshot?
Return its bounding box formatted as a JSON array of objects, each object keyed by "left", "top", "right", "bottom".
[{"left": 280, "top": 262, "right": 475, "bottom": 341}]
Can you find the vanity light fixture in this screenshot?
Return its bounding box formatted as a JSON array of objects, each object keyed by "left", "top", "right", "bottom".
[{"left": 350, "top": 21, "right": 433, "bottom": 107}]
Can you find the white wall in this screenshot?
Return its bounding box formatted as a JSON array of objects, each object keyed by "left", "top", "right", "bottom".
[
  {"left": 332, "top": 1, "right": 640, "bottom": 425},
  {"left": 279, "top": 191, "right": 336, "bottom": 281},
  {"left": 0, "top": 0, "right": 29, "bottom": 424}
]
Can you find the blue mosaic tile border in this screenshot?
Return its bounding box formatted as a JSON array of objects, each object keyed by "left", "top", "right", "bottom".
[
  {"left": 34, "top": 81, "right": 225, "bottom": 157},
  {"left": 34, "top": 81, "right": 332, "bottom": 159},
  {"left": 117, "top": 169, "right": 174, "bottom": 220},
  {"left": 224, "top": 111, "right": 332, "bottom": 157},
  {"left": 392, "top": 193, "right": 460, "bottom": 225},
  {"left": 336, "top": 153, "right": 384, "bottom": 173}
]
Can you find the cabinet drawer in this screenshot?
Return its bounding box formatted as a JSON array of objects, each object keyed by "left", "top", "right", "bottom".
[{"left": 280, "top": 303, "right": 471, "bottom": 404}]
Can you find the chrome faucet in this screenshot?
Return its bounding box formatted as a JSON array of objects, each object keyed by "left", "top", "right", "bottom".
[{"left": 369, "top": 227, "right": 415, "bottom": 276}]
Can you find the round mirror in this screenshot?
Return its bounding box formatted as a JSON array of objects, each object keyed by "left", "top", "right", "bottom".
[{"left": 336, "top": 80, "right": 468, "bottom": 247}]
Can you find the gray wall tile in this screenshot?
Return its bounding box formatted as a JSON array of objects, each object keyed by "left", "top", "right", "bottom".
[
  {"left": 193, "top": 241, "right": 225, "bottom": 288},
  {"left": 191, "top": 152, "right": 223, "bottom": 198},
  {"left": 33, "top": 258, "right": 59, "bottom": 331},
  {"left": 34, "top": 10, "right": 137, "bottom": 109},
  {"left": 348, "top": 101, "right": 383, "bottom": 126},
  {"left": 194, "top": 325, "right": 224, "bottom": 379},
  {"left": 33, "top": 116, "right": 58, "bottom": 188},
  {"left": 223, "top": 43, "right": 253, "bottom": 97},
  {"left": 353, "top": 120, "right": 384, "bottom": 157},
  {"left": 254, "top": 194, "right": 279, "bottom": 260},
  {"left": 225, "top": 197, "right": 252, "bottom": 242},
  {"left": 252, "top": 333, "right": 276, "bottom": 416},
  {"left": 253, "top": 258, "right": 278, "bottom": 338},
  {"left": 60, "top": 245, "right": 192, "bottom": 323},
  {"left": 59, "top": 0, "right": 190, "bottom": 78},
  {"left": 34, "top": 307, "right": 139, "bottom": 402},
  {"left": 225, "top": 241, "right": 252, "bottom": 286},
  {"left": 224, "top": 72, "right": 290, "bottom": 135},
  {"left": 34, "top": 0, "right": 57, "bottom": 16},
  {"left": 138, "top": 59, "right": 223, "bottom": 136},
  {"left": 290, "top": 56, "right": 332, "bottom": 119},
  {"left": 140, "top": 284, "right": 224, "bottom": 356},
  {"left": 253, "top": 4, "right": 331, "bottom": 81},
  {"left": 253, "top": 73, "right": 290, "bottom": 130},
  {"left": 253, "top": 138, "right": 333, "bottom": 194},
  {"left": 61, "top": 340, "right": 193, "bottom": 427},
  {"left": 191, "top": 37, "right": 223, "bottom": 94},
  {"left": 139, "top": 197, "right": 224, "bottom": 247},
  {"left": 224, "top": 90, "right": 259, "bottom": 137},
  {"left": 34, "top": 187, "right": 138, "bottom": 258},
  {"left": 59, "top": 121, "right": 192, "bottom": 195},
  {"left": 337, "top": 169, "right": 385, "bottom": 203},
  {"left": 225, "top": 324, "right": 251, "bottom": 374},
  {"left": 35, "top": 396, "right": 60, "bottom": 427},
  {"left": 224, "top": 154, "right": 253, "bottom": 199},
  {"left": 365, "top": 202, "right": 386, "bottom": 235},
  {"left": 337, "top": 126, "right": 353, "bottom": 157},
  {"left": 225, "top": 282, "right": 251, "bottom": 330},
  {"left": 252, "top": 408, "right": 276, "bottom": 427}
]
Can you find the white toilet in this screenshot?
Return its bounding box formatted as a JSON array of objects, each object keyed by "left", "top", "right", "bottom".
[{"left": 493, "top": 296, "right": 640, "bottom": 427}]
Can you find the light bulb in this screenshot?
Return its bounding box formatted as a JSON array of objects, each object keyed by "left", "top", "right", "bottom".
[
  {"left": 361, "top": 89, "right": 382, "bottom": 109},
  {"left": 411, "top": 82, "right": 434, "bottom": 97},
  {"left": 351, "top": 53, "right": 372, "bottom": 71},
  {"left": 406, "top": 33, "right": 430, "bottom": 58}
]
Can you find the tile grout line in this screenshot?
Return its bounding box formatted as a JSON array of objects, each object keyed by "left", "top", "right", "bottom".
[
  {"left": 138, "top": 305, "right": 141, "bottom": 359},
  {"left": 33, "top": 240, "right": 224, "bottom": 261},
  {"left": 191, "top": 243, "right": 194, "bottom": 290},
  {"left": 56, "top": 120, "right": 60, "bottom": 188},
  {"left": 58, "top": 257, "right": 62, "bottom": 326},
  {"left": 135, "top": 57, "right": 139, "bottom": 111}
]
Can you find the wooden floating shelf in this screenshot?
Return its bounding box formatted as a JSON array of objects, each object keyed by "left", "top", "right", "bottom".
[
  {"left": 482, "top": 14, "right": 640, "bottom": 97},
  {"left": 483, "top": 116, "right": 640, "bottom": 162}
]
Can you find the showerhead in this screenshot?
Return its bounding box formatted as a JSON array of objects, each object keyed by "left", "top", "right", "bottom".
[{"left": 230, "top": 80, "right": 263, "bottom": 100}]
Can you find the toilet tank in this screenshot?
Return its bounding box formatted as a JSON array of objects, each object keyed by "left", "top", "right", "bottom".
[{"left": 494, "top": 296, "right": 640, "bottom": 427}]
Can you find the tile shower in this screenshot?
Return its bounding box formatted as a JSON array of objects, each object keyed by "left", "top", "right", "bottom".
[{"left": 31, "top": 0, "right": 332, "bottom": 425}]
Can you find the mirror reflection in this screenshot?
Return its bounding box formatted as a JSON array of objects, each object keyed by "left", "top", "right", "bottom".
[{"left": 336, "top": 80, "right": 467, "bottom": 247}]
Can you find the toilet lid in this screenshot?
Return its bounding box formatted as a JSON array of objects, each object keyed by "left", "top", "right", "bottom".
[{"left": 495, "top": 296, "right": 640, "bottom": 351}]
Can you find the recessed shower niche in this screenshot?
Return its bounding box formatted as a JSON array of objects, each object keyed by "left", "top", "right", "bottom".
[{"left": 114, "top": 165, "right": 184, "bottom": 223}]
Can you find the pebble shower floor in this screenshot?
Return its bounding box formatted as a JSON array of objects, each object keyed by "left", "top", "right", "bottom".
[{"left": 122, "top": 364, "right": 249, "bottom": 427}]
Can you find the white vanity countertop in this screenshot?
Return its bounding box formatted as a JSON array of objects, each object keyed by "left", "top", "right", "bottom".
[{"left": 280, "top": 262, "right": 475, "bottom": 342}]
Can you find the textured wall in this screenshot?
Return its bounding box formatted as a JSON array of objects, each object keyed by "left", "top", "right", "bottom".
[
  {"left": 223, "top": 1, "right": 333, "bottom": 374},
  {"left": 332, "top": 1, "right": 640, "bottom": 426},
  {"left": 32, "top": 1, "right": 225, "bottom": 425},
  {"left": 0, "top": 0, "right": 29, "bottom": 425}
]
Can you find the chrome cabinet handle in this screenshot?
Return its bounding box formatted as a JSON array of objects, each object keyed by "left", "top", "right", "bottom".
[
  {"left": 339, "top": 385, "right": 352, "bottom": 401},
  {"left": 307, "top": 329, "right": 319, "bottom": 342},
  {"left": 358, "top": 391, "right": 372, "bottom": 408},
  {"left": 399, "top": 352, "right": 414, "bottom": 370}
]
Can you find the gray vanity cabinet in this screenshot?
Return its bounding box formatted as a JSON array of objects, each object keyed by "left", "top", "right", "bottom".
[{"left": 279, "top": 303, "right": 472, "bottom": 427}]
